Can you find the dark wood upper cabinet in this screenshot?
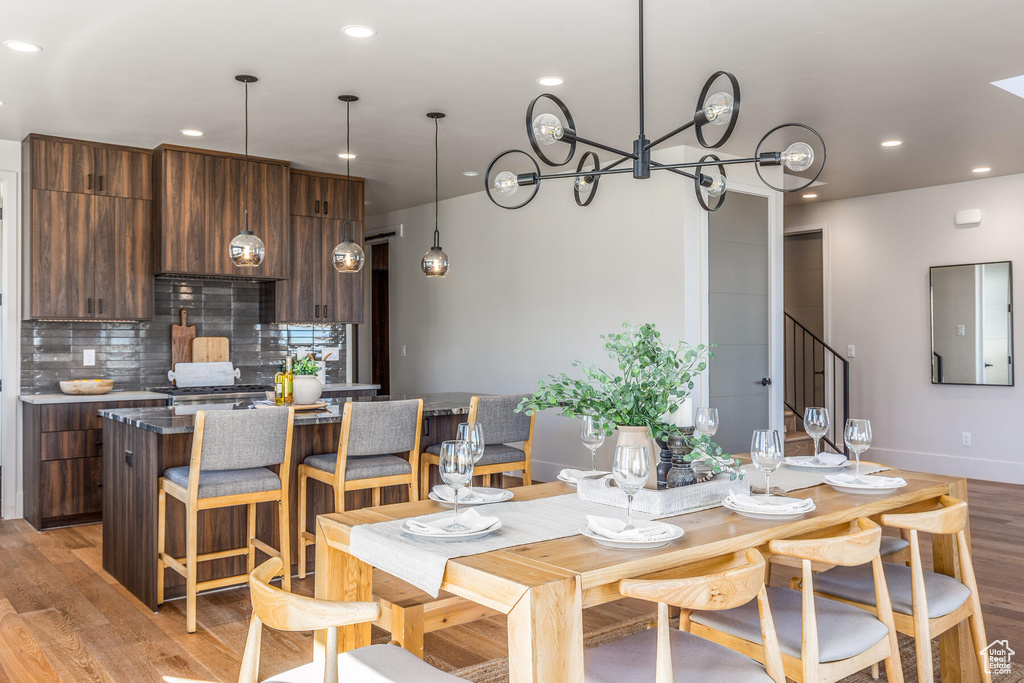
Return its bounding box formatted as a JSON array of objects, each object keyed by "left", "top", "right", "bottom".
[
  {"left": 28, "top": 134, "right": 151, "bottom": 199},
  {"left": 288, "top": 171, "right": 362, "bottom": 221},
  {"left": 154, "top": 145, "right": 289, "bottom": 279},
  {"left": 321, "top": 219, "right": 364, "bottom": 322},
  {"left": 289, "top": 172, "right": 320, "bottom": 218}
]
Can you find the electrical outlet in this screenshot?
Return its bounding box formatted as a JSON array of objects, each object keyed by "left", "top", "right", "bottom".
[
  {"left": 957, "top": 324, "right": 966, "bottom": 337},
  {"left": 962, "top": 432, "right": 972, "bottom": 447},
  {"left": 83, "top": 349, "right": 95, "bottom": 366},
  {"left": 401, "top": 345, "right": 407, "bottom": 357},
  {"left": 846, "top": 345, "right": 856, "bottom": 358}
]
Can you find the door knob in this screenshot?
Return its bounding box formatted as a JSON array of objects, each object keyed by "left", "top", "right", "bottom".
[{"left": 760, "top": 377, "right": 772, "bottom": 387}]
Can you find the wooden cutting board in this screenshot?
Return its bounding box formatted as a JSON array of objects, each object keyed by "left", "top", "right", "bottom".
[
  {"left": 170, "top": 309, "right": 196, "bottom": 385},
  {"left": 192, "top": 337, "right": 230, "bottom": 363}
]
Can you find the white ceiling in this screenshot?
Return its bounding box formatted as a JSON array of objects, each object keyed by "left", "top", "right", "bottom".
[{"left": 2, "top": 0, "right": 1024, "bottom": 216}]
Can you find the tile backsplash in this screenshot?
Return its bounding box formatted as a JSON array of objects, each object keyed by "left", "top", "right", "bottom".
[{"left": 21, "top": 277, "right": 347, "bottom": 393}]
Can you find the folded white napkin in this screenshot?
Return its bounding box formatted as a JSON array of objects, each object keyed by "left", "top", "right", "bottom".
[
  {"left": 559, "top": 468, "right": 608, "bottom": 482},
  {"left": 827, "top": 473, "right": 906, "bottom": 488},
  {"left": 726, "top": 492, "right": 814, "bottom": 512},
  {"left": 404, "top": 509, "right": 499, "bottom": 536},
  {"left": 585, "top": 515, "right": 675, "bottom": 542},
  {"left": 787, "top": 453, "right": 847, "bottom": 467},
  {"left": 431, "top": 485, "right": 507, "bottom": 503}
]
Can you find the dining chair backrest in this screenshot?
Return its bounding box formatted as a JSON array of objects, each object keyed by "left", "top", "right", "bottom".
[
  {"left": 880, "top": 495, "right": 967, "bottom": 536},
  {"left": 770, "top": 516, "right": 881, "bottom": 567},
  {"left": 469, "top": 394, "right": 533, "bottom": 445},
  {"left": 342, "top": 399, "right": 422, "bottom": 457},
  {"left": 196, "top": 407, "right": 293, "bottom": 471},
  {"left": 239, "top": 557, "right": 381, "bottom": 683},
  {"left": 618, "top": 549, "right": 785, "bottom": 683}
]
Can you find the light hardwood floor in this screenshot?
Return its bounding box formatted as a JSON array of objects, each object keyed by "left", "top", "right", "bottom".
[{"left": 0, "top": 478, "right": 1020, "bottom": 682}]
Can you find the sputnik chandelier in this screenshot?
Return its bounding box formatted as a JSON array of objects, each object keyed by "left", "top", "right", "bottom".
[{"left": 484, "top": 0, "right": 826, "bottom": 212}]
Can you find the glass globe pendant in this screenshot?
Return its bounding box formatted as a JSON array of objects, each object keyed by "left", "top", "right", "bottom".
[
  {"left": 230, "top": 75, "right": 266, "bottom": 268},
  {"left": 331, "top": 95, "right": 366, "bottom": 273},
  {"left": 422, "top": 112, "right": 450, "bottom": 278}
]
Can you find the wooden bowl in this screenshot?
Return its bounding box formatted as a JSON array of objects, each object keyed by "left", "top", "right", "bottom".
[{"left": 59, "top": 379, "right": 114, "bottom": 395}]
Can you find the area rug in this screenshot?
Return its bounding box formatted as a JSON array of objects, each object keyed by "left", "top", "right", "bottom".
[{"left": 448, "top": 616, "right": 1024, "bottom": 683}]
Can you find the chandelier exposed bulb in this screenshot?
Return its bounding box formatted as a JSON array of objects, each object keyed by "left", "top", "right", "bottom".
[
  {"left": 494, "top": 171, "right": 520, "bottom": 196},
  {"left": 702, "top": 91, "right": 734, "bottom": 126},
  {"left": 781, "top": 142, "right": 814, "bottom": 172},
  {"left": 532, "top": 112, "right": 564, "bottom": 145},
  {"left": 703, "top": 172, "right": 727, "bottom": 197},
  {"left": 574, "top": 175, "right": 594, "bottom": 192}
]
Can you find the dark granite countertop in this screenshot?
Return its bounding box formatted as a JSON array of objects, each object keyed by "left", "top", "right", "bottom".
[{"left": 98, "top": 392, "right": 476, "bottom": 435}]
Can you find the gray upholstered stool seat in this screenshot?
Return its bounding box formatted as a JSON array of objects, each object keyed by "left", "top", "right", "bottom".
[
  {"left": 879, "top": 535, "right": 910, "bottom": 556},
  {"left": 585, "top": 623, "right": 774, "bottom": 683},
  {"left": 303, "top": 452, "right": 412, "bottom": 480},
  {"left": 814, "top": 561, "right": 972, "bottom": 619},
  {"left": 690, "top": 585, "right": 889, "bottom": 663},
  {"left": 425, "top": 442, "right": 525, "bottom": 466},
  {"left": 264, "top": 643, "right": 466, "bottom": 682},
  {"left": 162, "top": 465, "right": 281, "bottom": 499}
]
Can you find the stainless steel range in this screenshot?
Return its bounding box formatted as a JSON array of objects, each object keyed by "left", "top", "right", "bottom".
[{"left": 149, "top": 384, "right": 273, "bottom": 405}]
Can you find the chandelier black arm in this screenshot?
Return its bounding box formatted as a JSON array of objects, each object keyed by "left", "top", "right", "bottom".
[
  {"left": 653, "top": 156, "right": 761, "bottom": 172},
  {"left": 649, "top": 160, "right": 698, "bottom": 180},
  {"left": 534, "top": 166, "right": 636, "bottom": 182},
  {"left": 644, "top": 120, "right": 696, "bottom": 151},
  {"left": 572, "top": 135, "right": 637, "bottom": 160}
]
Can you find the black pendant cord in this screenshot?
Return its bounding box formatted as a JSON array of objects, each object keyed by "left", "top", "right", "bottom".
[
  {"left": 244, "top": 79, "right": 250, "bottom": 233},
  {"left": 638, "top": 0, "right": 644, "bottom": 139},
  {"left": 346, "top": 100, "right": 352, "bottom": 241},
  {"left": 433, "top": 116, "right": 440, "bottom": 250}
]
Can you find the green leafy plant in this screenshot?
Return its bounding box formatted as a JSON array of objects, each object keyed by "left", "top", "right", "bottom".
[
  {"left": 517, "top": 322, "right": 742, "bottom": 479},
  {"left": 292, "top": 355, "right": 320, "bottom": 377}
]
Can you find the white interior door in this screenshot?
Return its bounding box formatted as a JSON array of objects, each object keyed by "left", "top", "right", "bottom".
[{"left": 707, "top": 191, "right": 772, "bottom": 455}]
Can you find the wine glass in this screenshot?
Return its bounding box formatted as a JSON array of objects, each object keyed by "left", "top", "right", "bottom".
[
  {"left": 457, "top": 422, "right": 485, "bottom": 493},
  {"left": 751, "top": 429, "right": 784, "bottom": 505},
  {"left": 695, "top": 407, "right": 719, "bottom": 438},
  {"left": 612, "top": 444, "right": 649, "bottom": 530},
  {"left": 803, "top": 407, "right": 830, "bottom": 466},
  {"left": 438, "top": 440, "right": 474, "bottom": 531},
  {"left": 844, "top": 419, "right": 873, "bottom": 483},
  {"left": 580, "top": 416, "right": 606, "bottom": 472}
]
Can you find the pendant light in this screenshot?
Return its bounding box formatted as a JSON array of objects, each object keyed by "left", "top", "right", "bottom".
[
  {"left": 421, "top": 112, "right": 450, "bottom": 277},
  {"left": 332, "top": 95, "right": 365, "bottom": 273},
  {"left": 228, "top": 74, "right": 266, "bottom": 267}
]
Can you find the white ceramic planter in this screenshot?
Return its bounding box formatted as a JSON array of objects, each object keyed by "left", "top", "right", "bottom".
[
  {"left": 615, "top": 425, "right": 661, "bottom": 490},
  {"left": 292, "top": 376, "right": 323, "bottom": 405}
]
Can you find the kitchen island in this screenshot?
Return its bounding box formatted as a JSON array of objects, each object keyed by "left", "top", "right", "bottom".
[{"left": 99, "top": 392, "right": 475, "bottom": 610}]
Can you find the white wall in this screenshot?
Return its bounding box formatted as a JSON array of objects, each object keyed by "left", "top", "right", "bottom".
[
  {"left": 786, "top": 173, "right": 1024, "bottom": 484},
  {"left": 0, "top": 138, "right": 22, "bottom": 519},
  {"left": 370, "top": 144, "right": 781, "bottom": 479}
]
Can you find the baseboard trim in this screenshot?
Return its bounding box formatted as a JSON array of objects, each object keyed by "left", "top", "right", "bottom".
[{"left": 869, "top": 448, "right": 1024, "bottom": 485}]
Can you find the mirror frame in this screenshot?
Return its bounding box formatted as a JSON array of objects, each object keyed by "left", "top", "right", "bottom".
[{"left": 930, "top": 261, "right": 1014, "bottom": 387}]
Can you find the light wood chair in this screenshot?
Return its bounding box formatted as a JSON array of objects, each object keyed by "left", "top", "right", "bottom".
[
  {"left": 688, "top": 518, "right": 905, "bottom": 683},
  {"left": 158, "top": 406, "right": 294, "bottom": 633},
  {"left": 419, "top": 394, "right": 535, "bottom": 498},
  {"left": 240, "top": 558, "right": 467, "bottom": 683},
  {"left": 585, "top": 549, "right": 785, "bottom": 683},
  {"left": 297, "top": 398, "right": 423, "bottom": 579},
  {"left": 813, "top": 496, "right": 991, "bottom": 683}
]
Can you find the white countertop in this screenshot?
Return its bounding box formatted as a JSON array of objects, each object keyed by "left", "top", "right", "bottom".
[
  {"left": 320, "top": 383, "right": 380, "bottom": 392},
  {"left": 19, "top": 391, "right": 170, "bottom": 405}
]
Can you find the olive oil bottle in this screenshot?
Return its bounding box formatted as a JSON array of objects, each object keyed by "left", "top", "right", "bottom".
[
  {"left": 284, "top": 356, "right": 294, "bottom": 405},
  {"left": 274, "top": 362, "right": 285, "bottom": 405}
]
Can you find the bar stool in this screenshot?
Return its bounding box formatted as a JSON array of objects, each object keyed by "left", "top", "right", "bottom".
[
  {"left": 419, "top": 394, "right": 534, "bottom": 498},
  {"left": 158, "top": 406, "right": 294, "bottom": 633},
  {"left": 585, "top": 549, "right": 785, "bottom": 683},
  {"left": 688, "top": 518, "right": 905, "bottom": 682},
  {"left": 240, "top": 558, "right": 467, "bottom": 682},
  {"left": 297, "top": 399, "right": 423, "bottom": 579},
  {"left": 812, "top": 496, "right": 990, "bottom": 683}
]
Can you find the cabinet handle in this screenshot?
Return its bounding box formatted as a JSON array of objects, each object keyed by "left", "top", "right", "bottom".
[
  {"left": 87, "top": 174, "right": 93, "bottom": 190},
  {"left": 323, "top": 304, "right": 328, "bottom": 319},
  {"left": 98, "top": 175, "right": 104, "bottom": 192},
  {"left": 98, "top": 299, "right": 104, "bottom": 314},
  {"left": 315, "top": 304, "right": 320, "bottom": 318},
  {"left": 315, "top": 199, "right": 320, "bottom": 214},
  {"left": 323, "top": 201, "right": 328, "bottom": 214},
  {"left": 87, "top": 298, "right": 93, "bottom": 314}
]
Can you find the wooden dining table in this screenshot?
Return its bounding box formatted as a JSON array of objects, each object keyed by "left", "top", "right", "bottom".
[{"left": 313, "top": 469, "right": 979, "bottom": 683}]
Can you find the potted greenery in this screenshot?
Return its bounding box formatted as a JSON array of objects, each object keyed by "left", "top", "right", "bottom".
[
  {"left": 292, "top": 355, "right": 323, "bottom": 405},
  {"left": 517, "top": 322, "right": 742, "bottom": 485}
]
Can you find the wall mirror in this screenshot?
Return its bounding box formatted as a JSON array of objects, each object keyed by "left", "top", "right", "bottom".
[{"left": 930, "top": 262, "right": 1013, "bottom": 385}]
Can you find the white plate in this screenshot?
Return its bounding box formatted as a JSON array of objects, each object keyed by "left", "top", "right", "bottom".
[
  {"left": 578, "top": 523, "right": 684, "bottom": 549},
  {"left": 401, "top": 518, "right": 502, "bottom": 541},
  {"left": 427, "top": 488, "right": 514, "bottom": 506},
  {"left": 723, "top": 496, "right": 816, "bottom": 520},
  {"left": 825, "top": 475, "right": 907, "bottom": 495},
  {"left": 783, "top": 456, "right": 851, "bottom": 472}
]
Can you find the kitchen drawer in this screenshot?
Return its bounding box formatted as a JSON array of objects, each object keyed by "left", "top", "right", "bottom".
[
  {"left": 41, "top": 429, "right": 103, "bottom": 461},
  {"left": 41, "top": 456, "right": 103, "bottom": 521},
  {"left": 38, "top": 400, "right": 163, "bottom": 432}
]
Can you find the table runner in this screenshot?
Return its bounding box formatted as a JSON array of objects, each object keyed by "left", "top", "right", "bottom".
[
  {"left": 744, "top": 461, "right": 888, "bottom": 493},
  {"left": 349, "top": 494, "right": 655, "bottom": 596}
]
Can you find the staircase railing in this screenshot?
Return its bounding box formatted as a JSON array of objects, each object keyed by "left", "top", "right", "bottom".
[{"left": 784, "top": 313, "right": 850, "bottom": 455}]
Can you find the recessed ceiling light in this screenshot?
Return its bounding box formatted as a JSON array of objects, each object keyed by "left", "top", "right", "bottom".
[
  {"left": 0, "top": 100, "right": 5, "bottom": 106},
  {"left": 972, "top": 167, "right": 991, "bottom": 173},
  {"left": 342, "top": 25, "right": 376, "bottom": 38},
  {"left": 4, "top": 40, "right": 42, "bottom": 53},
  {"left": 462, "top": 171, "right": 479, "bottom": 177},
  {"left": 881, "top": 140, "right": 902, "bottom": 147},
  {"left": 802, "top": 193, "right": 818, "bottom": 199},
  {"left": 180, "top": 129, "right": 204, "bottom": 137},
  {"left": 338, "top": 152, "right": 357, "bottom": 159},
  {"left": 537, "top": 76, "right": 565, "bottom": 87}
]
